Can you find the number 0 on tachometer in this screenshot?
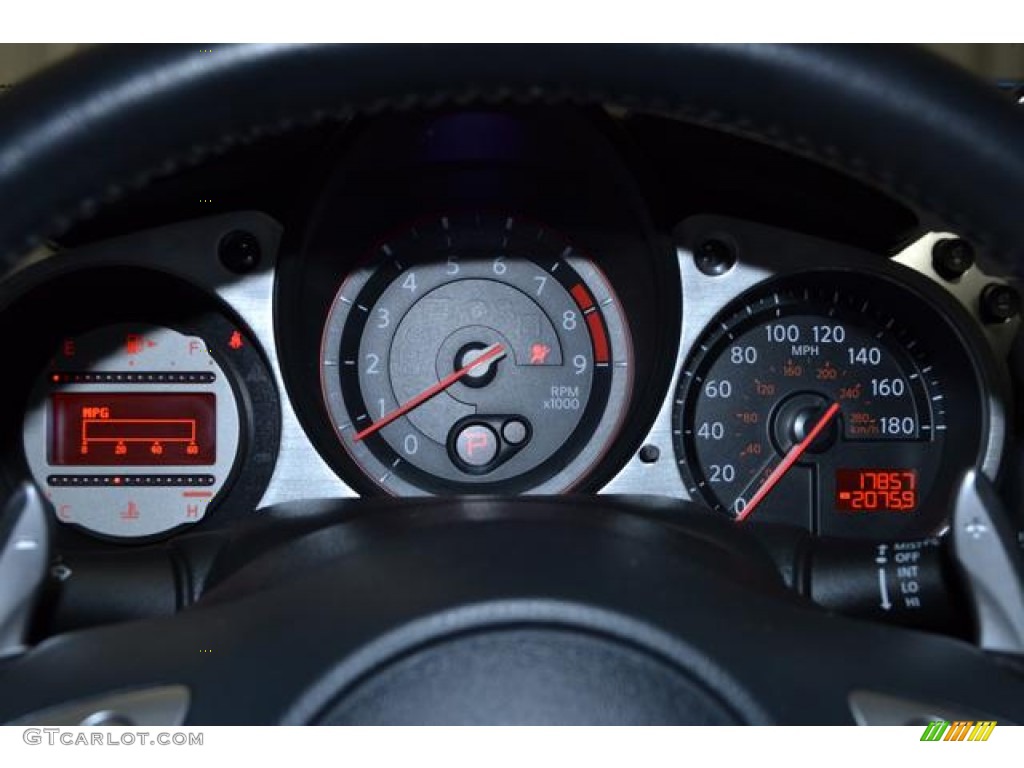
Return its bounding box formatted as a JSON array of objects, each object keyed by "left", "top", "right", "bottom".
[{"left": 320, "top": 213, "right": 633, "bottom": 495}]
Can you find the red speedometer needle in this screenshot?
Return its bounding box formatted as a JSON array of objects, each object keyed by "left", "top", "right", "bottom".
[
  {"left": 734, "top": 401, "right": 841, "bottom": 523},
  {"left": 353, "top": 342, "right": 507, "bottom": 442}
]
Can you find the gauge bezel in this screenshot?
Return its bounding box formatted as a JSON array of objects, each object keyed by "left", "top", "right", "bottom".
[
  {"left": 319, "top": 214, "right": 634, "bottom": 496},
  {"left": 626, "top": 215, "right": 1011, "bottom": 539},
  {"left": 671, "top": 270, "right": 981, "bottom": 537},
  {"left": 602, "top": 216, "right": 1012, "bottom": 506},
  {"left": 0, "top": 264, "right": 281, "bottom": 546},
  {"left": 275, "top": 107, "right": 679, "bottom": 497},
  {"left": 22, "top": 323, "right": 242, "bottom": 540}
]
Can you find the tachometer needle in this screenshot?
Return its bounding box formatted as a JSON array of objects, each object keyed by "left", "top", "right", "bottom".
[
  {"left": 734, "top": 401, "right": 841, "bottom": 523},
  {"left": 353, "top": 342, "right": 506, "bottom": 442}
]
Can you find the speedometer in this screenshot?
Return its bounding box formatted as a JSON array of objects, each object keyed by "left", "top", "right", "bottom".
[
  {"left": 320, "top": 213, "right": 632, "bottom": 495},
  {"left": 674, "top": 272, "right": 988, "bottom": 538}
]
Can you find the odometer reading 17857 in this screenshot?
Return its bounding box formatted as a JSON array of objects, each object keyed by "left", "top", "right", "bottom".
[
  {"left": 835, "top": 469, "right": 918, "bottom": 512},
  {"left": 673, "top": 272, "right": 983, "bottom": 538}
]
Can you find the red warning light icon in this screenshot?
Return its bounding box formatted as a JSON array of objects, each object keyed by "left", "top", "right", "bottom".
[
  {"left": 125, "top": 334, "right": 143, "bottom": 355},
  {"left": 529, "top": 343, "right": 551, "bottom": 365},
  {"left": 228, "top": 331, "right": 244, "bottom": 350},
  {"left": 126, "top": 335, "right": 156, "bottom": 355}
]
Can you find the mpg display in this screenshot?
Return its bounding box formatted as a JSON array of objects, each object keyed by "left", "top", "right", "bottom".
[{"left": 50, "top": 392, "right": 216, "bottom": 466}]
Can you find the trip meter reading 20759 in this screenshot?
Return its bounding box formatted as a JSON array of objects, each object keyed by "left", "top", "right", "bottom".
[
  {"left": 321, "top": 214, "right": 632, "bottom": 495},
  {"left": 673, "top": 272, "right": 976, "bottom": 538}
]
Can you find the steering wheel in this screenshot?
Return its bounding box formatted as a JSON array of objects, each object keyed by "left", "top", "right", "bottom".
[{"left": 1, "top": 44, "right": 1023, "bottom": 725}]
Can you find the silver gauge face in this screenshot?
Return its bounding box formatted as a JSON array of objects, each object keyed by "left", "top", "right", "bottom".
[
  {"left": 320, "top": 214, "right": 633, "bottom": 495},
  {"left": 23, "top": 324, "right": 241, "bottom": 539}
]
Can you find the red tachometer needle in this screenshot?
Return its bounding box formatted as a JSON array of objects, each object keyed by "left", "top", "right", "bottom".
[
  {"left": 734, "top": 401, "right": 841, "bottom": 523},
  {"left": 353, "top": 342, "right": 506, "bottom": 442}
]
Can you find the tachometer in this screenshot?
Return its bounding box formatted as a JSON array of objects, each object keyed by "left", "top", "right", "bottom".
[
  {"left": 320, "top": 213, "right": 632, "bottom": 495},
  {"left": 674, "top": 272, "right": 987, "bottom": 538}
]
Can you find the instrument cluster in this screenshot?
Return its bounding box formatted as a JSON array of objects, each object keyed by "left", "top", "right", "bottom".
[{"left": 0, "top": 107, "right": 1017, "bottom": 547}]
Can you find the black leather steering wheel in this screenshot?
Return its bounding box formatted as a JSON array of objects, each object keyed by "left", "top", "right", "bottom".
[{"left": 1, "top": 44, "right": 1023, "bottom": 725}]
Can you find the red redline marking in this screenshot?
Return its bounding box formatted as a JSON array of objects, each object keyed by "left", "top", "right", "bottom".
[
  {"left": 570, "top": 283, "right": 594, "bottom": 310},
  {"left": 182, "top": 491, "right": 213, "bottom": 498},
  {"left": 585, "top": 312, "right": 609, "bottom": 363}
]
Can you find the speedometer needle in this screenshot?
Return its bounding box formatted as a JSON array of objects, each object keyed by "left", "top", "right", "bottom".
[
  {"left": 353, "top": 342, "right": 506, "bottom": 442},
  {"left": 734, "top": 401, "right": 841, "bottom": 523}
]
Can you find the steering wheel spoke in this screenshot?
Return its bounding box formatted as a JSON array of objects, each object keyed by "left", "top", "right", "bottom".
[{"left": 4, "top": 499, "right": 1022, "bottom": 725}]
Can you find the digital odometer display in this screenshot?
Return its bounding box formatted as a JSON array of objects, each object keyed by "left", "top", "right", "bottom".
[
  {"left": 50, "top": 392, "right": 216, "bottom": 466},
  {"left": 835, "top": 469, "right": 917, "bottom": 512},
  {"left": 673, "top": 272, "right": 985, "bottom": 538}
]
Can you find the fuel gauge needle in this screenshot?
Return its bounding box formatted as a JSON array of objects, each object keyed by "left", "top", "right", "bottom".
[
  {"left": 353, "top": 342, "right": 506, "bottom": 442},
  {"left": 734, "top": 401, "right": 841, "bottom": 523}
]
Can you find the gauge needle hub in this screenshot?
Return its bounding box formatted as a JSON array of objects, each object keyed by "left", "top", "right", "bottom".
[
  {"left": 354, "top": 342, "right": 506, "bottom": 442},
  {"left": 735, "top": 401, "right": 841, "bottom": 523}
]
